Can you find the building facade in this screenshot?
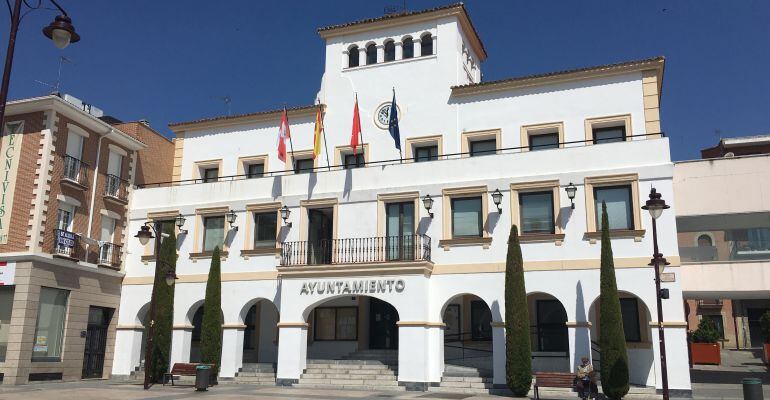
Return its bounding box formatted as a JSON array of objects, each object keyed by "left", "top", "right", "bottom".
[
  {"left": 0, "top": 95, "right": 173, "bottom": 384},
  {"left": 676, "top": 135, "right": 770, "bottom": 349},
  {"left": 112, "top": 4, "right": 691, "bottom": 393}
]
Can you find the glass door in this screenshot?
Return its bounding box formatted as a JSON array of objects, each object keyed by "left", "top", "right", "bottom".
[
  {"left": 307, "top": 208, "right": 333, "bottom": 264},
  {"left": 386, "top": 202, "right": 415, "bottom": 261}
]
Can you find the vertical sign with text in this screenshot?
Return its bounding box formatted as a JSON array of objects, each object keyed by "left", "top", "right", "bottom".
[{"left": 0, "top": 121, "right": 24, "bottom": 245}]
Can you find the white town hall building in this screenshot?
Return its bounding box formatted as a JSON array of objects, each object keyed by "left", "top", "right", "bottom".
[{"left": 111, "top": 3, "right": 691, "bottom": 394}]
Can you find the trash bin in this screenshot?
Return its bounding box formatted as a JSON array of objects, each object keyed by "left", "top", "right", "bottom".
[
  {"left": 743, "top": 378, "right": 763, "bottom": 400},
  {"left": 195, "top": 365, "right": 211, "bottom": 391}
]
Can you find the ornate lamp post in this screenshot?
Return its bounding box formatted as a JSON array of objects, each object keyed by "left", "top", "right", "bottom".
[
  {"left": 135, "top": 222, "right": 177, "bottom": 390},
  {"left": 1, "top": 0, "right": 80, "bottom": 136},
  {"left": 641, "top": 188, "right": 671, "bottom": 400}
]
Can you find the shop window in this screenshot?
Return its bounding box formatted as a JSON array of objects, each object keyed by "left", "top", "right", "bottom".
[
  {"left": 32, "top": 287, "right": 69, "bottom": 361},
  {"left": 313, "top": 307, "right": 357, "bottom": 341}
]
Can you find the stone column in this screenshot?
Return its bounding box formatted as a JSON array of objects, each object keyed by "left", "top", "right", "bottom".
[
  {"left": 275, "top": 322, "right": 308, "bottom": 386},
  {"left": 566, "top": 321, "right": 592, "bottom": 372},
  {"left": 170, "top": 325, "right": 192, "bottom": 365},
  {"left": 377, "top": 44, "right": 385, "bottom": 63},
  {"left": 358, "top": 47, "right": 366, "bottom": 66},
  {"left": 414, "top": 38, "right": 422, "bottom": 57},
  {"left": 112, "top": 325, "right": 145, "bottom": 376},
  {"left": 219, "top": 324, "right": 246, "bottom": 379},
  {"left": 491, "top": 322, "right": 506, "bottom": 387},
  {"left": 650, "top": 322, "right": 692, "bottom": 394},
  {"left": 397, "top": 322, "right": 443, "bottom": 390}
]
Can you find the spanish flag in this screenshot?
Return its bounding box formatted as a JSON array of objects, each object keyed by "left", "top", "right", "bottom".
[{"left": 312, "top": 105, "right": 323, "bottom": 159}]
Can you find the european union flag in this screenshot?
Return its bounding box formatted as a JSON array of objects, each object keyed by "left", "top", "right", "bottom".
[{"left": 388, "top": 89, "right": 401, "bottom": 151}]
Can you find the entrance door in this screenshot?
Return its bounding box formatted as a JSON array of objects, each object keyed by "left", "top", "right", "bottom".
[
  {"left": 82, "top": 307, "right": 113, "bottom": 378},
  {"left": 369, "top": 298, "right": 398, "bottom": 349},
  {"left": 385, "top": 202, "right": 415, "bottom": 260},
  {"left": 307, "top": 208, "right": 333, "bottom": 264},
  {"left": 535, "top": 300, "right": 568, "bottom": 352}
]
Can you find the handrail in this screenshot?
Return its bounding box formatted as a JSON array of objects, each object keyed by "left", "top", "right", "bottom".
[
  {"left": 104, "top": 174, "right": 129, "bottom": 201},
  {"left": 62, "top": 155, "right": 90, "bottom": 188},
  {"left": 138, "top": 133, "right": 665, "bottom": 189}
]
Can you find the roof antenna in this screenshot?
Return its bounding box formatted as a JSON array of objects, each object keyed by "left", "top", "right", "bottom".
[
  {"left": 34, "top": 56, "right": 72, "bottom": 94},
  {"left": 210, "top": 95, "right": 232, "bottom": 115}
]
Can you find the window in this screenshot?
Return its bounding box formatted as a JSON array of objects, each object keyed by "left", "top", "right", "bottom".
[
  {"left": 314, "top": 307, "right": 357, "bottom": 341},
  {"left": 347, "top": 45, "right": 359, "bottom": 68},
  {"left": 470, "top": 139, "right": 496, "bottom": 157},
  {"left": 535, "top": 300, "right": 568, "bottom": 352},
  {"left": 343, "top": 153, "right": 365, "bottom": 169},
  {"left": 56, "top": 204, "right": 74, "bottom": 232},
  {"left": 366, "top": 43, "right": 377, "bottom": 65},
  {"left": 594, "top": 185, "right": 633, "bottom": 230},
  {"left": 384, "top": 40, "right": 395, "bottom": 62},
  {"left": 414, "top": 145, "right": 438, "bottom": 162},
  {"left": 529, "top": 133, "right": 559, "bottom": 151},
  {"left": 420, "top": 33, "right": 433, "bottom": 56},
  {"left": 519, "top": 191, "right": 555, "bottom": 234},
  {"left": 402, "top": 37, "right": 414, "bottom": 59},
  {"left": 246, "top": 163, "right": 264, "bottom": 178},
  {"left": 65, "top": 130, "right": 84, "bottom": 159},
  {"left": 294, "top": 158, "right": 315, "bottom": 174},
  {"left": 32, "top": 287, "right": 69, "bottom": 361},
  {"left": 697, "top": 234, "right": 713, "bottom": 247},
  {"left": 202, "top": 215, "right": 225, "bottom": 252},
  {"left": 203, "top": 167, "right": 219, "bottom": 183},
  {"left": 620, "top": 298, "right": 642, "bottom": 342},
  {"left": 470, "top": 301, "right": 492, "bottom": 340},
  {"left": 0, "top": 286, "right": 14, "bottom": 362},
  {"left": 253, "top": 212, "right": 277, "bottom": 248},
  {"left": 451, "top": 197, "right": 483, "bottom": 237},
  {"left": 107, "top": 151, "right": 123, "bottom": 178},
  {"left": 706, "top": 314, "right": 725, "bottom": 339},
  {"left": 593, "top": 126, "right": 627, "bottom": 144}
]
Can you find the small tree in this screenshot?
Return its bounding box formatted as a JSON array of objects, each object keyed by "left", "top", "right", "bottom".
[
  {"left": 758, "top": 311, "right": 770, "bottom": 344},
  {"left": 200, "top": 246, "right": 223, "bottom": 379},
  {"left": 505, "top": 225, "right": 532, "bottom": 396},
  {"left": 146, "top": 223, "right": 176, "bottom": 383},
  {"left": 691, "top": 317, "right": 720, "bottom": 343},
  {"left": 598, "top": 202, "right": 630, "bottom": 400}
]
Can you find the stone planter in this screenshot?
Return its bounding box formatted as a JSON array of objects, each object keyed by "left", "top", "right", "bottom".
[
  {"left": 690, "top": 342, "right": 720, "bottom": 365},
  {"left": 763, "top": 343, "right": 770, "bottom": 365}
]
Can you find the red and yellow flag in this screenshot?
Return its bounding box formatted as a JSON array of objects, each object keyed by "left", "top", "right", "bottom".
[{"left": 312, "top": 106, "right": 323, "bottom": 159}]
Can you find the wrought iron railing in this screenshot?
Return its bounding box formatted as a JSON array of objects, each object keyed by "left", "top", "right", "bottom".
[
  {"left": 280, "top": 234, "right": 431, "bottom": 266},
  {"left": 53, "top": 229, "right": 83, "bottom": 260},
  {"left": 62, "top": 155, "right": 89, "bottom": 188},
  {"left": 97, "top": 242, "right": 122, "bottom": 267},
  {"left": 104, "top": 174, "right": 129, "bottom": 202}
]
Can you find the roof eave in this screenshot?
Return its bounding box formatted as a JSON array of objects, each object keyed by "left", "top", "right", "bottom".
[{"left": 168, "top": 104, "right": 322, "bottom": 134}]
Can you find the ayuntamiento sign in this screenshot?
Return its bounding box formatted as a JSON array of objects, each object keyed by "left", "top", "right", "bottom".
[{"left": 0, "top": 122, "right": 24, "bottom": 245}]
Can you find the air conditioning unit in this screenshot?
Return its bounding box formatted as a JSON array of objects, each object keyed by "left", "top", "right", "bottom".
[{"left": 63, "top": 94, "right": 104, "bottom": 118}]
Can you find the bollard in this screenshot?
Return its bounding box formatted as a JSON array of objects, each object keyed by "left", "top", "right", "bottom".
[{"left": 743, "top": 378, "right": 763, "bottom": 400}]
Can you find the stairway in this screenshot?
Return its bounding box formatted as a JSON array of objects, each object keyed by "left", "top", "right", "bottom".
[
  {"left": 428, "top": 364, "right": 497, "bottom": 395},
  {"left": 232, "top": 363, "right": 276, "bottom": 385},
  {"left": 295, "top": 357, "right": 403, "bottom": 391}
]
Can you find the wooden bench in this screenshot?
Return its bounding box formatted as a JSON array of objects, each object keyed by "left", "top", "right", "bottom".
[
  {"left": 533, "top": 372, "right": 576, "bottom": 399},
  {"left": 163, "top": 363, "right": 216, "bottom": 386}
]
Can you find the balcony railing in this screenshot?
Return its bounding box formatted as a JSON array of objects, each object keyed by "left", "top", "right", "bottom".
[
  {"left": 280, "top": 235, "right": 431, "bottom": 266},
  {"left": 52, "top": 229, "right": 84, "bottom": 260},
  {"left": 97, "top": 242, "right": 122, "bottom": 268},
  {"left": 104, "top": 174, "right": 129, "bottom": 203},
  {"left": 680, "top": 239, "right": 770, "bottom": 263},
  {"left": 62, "top": 155, "right": 89, "bottom": 188},
  {"left": 698, "top": 299, "right": 723, "bottom": 308}
]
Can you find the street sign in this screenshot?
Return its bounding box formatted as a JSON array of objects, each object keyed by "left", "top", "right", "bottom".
[{"left": 0, "top": 261, "right": 16, "bottom": 285}]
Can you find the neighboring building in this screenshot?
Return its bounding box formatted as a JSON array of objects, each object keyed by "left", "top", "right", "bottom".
[
  {"left": 112, "top": 4, "right": 691, "bottom": 394},
  {"left": 676, "top": 135, "right": 770, "bottom": 349},
  {"left": 0, "top": 95, "right": 172, "bottom": 384}
]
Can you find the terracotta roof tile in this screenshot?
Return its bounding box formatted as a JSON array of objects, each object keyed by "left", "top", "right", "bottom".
[{"left": 168, "top": 104, "right": 319, "bottom": 129}]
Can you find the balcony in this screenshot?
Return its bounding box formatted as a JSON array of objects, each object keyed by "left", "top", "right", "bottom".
[
  {"left": 104, "top": 174, "right": 129, "bottom": 204},
  {"left": 280, "top": 235, "right": 431, "bottom": 267},
  {"left": 697, "top": 299, "right": 723, "bottom": 308},
  {"left": 61, "top": 155, "right": 89, "bottom": 189},
  {"left": 52, "top": 229, "right": 84, "bottom": 261},
  {"left": 97, "top": 242, "right": 122, "bottom": 268},
  {"left": 679, "top": 239, "right": 770, "bottom": 263}
]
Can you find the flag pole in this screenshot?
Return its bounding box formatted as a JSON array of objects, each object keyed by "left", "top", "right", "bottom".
[
  {"left": 319, "top": 100, "right": 331, "bottom": 171},
  {"left": 356, "top": 93, "right": 365, "bottom": 167},
  {"left": 394, "top": 87, "right": 403, "bottom": 164},
  {"left": 285, "top": 105, "right": 297, "bottom": 172}
]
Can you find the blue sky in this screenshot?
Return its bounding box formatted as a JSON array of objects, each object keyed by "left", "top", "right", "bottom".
[{"left": 3, "top": 1, "right": 768, "bottom": 160}]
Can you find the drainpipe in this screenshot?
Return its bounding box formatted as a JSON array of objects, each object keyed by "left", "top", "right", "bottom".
[{"left": 85, "top": 128, "right": 112, "bottom": 262}]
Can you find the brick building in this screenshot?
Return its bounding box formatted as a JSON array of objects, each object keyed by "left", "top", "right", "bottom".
[{"left": 0, "top": 95, "right": 173, "bottom": 384}]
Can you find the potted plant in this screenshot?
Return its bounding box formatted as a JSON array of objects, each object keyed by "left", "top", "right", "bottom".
[
  {"left": 760, "top": 311, "right": 770, "bottom": 364},
  {"left": 689, "top": 317, "right": 721, "bottom": 365}
]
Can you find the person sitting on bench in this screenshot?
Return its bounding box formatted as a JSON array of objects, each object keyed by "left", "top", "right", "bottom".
[{"left": 575, "top": 357, "right": 597, "bottom": 399}]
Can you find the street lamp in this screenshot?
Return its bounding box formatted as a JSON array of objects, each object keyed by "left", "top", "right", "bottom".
[
  {"left": 226, "top": 210, "right": 238, "bottom": 231},
  {"left": 491, "top": 189, "right": 503, "bottom": 214},
  {"left": 565, "top": 182, "right": 577, "bottom": 209},
  {"left": 641, "top": 188, "right": 671, "bottom": 400},
  {"left": 280, "top": 205, "right": 292, "bottom": 227},
  {"left": 134, "top": 221, "right": 177, "bottom": 390},
  {"left": 1, "top": 0, "right": 80, "bottom": 141},
  {"left": 175, "top": 213, "right": 188, "bottom": 235},
  {"left": 422, "top": 194, "right": 434, "bottom": 218}
]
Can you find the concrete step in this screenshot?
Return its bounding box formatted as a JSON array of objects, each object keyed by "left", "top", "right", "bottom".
[
  {"left": 441, "top": 375, "right": 492, "bottom": 383},
  {"left": 235, "top": 372, "right": 276, "bottom": 378},
  {"left": 438, "top": 380, "right": 494, "bottom": 389},
  {"left": 239, "top": 363, "right": 276, "bottom": 373},
  {"left": 304, "top": 364, "right": 394, "bottom": 371},
  {"left": 301, "top": 372, "right": 397, "bottom": 379},
  {"left": 307, "top": 359, "right": 393, "bottom": 366},
  {"left": 294, "top": 383, "right": 406, "bottom": 391}
]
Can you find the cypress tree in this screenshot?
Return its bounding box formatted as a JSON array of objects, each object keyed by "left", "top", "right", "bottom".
[
  {"left": 598, "top": 202, "right": 630, "bottom": 399},
  {"left": 505, "top": 225, "right": 532, "bottom": 396},
  {"left": 147, "top": 223, "right": 176, "bottom": 383},
  {"left": 200, "top": 246, "right": 223, "bottom": 379}
]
